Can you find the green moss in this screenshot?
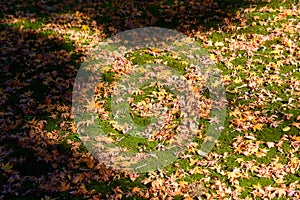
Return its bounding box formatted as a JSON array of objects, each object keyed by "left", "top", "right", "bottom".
[
  {"left": 222, "top": 156, "right": 242, "bottom": 171},
  {"left": 127, "top": 49, "right": 188, "bottom": 75},
  {"left": 101, "top": 71, "right": 116, "bottom": 83},
  {"left": 98, "top": 119, "right": 118, "bottom": 135},
  {"left": 239, "top": 177, "right": 274, "bottom": 198},
  {"left": 87, "top": 180, "right": 112, "bottom": 194},
  {"left": 255, "top": 126, "right": 284, "bottom": 142},
  {"left": 131, "top": 86, "right": 159, "bottom": 104},
  {"left": 255, "top": 147, "right": 278, "bottom": 164},
  {"left": 131, "top": 113, "right": 152, "bottom": 127},
  {"left": 58, "top": 134, "right": 87, "bottom": 153},
  {"left": 44, "top": 117, "right": 61, "bottom": 132},
  {"left": 116, "top": 135, "right": 158, "bottom": 153},
  {"left": 87, "top": 176, "right": 147, "bottom": 199},
  {"left": 284, "top": 174, "right": 300, "bottom": 185}
]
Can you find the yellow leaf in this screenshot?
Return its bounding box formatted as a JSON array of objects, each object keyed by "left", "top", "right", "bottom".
[
  {"left": 179, "top": 180, "right": 189, "bottom": 187},
  {"left": 85, "top": 99, "right": 96, "bottom": 110},
  {"left": 250, "top": 165, "right": 259, "bottom": 173},
  {"left": 234, "top": 184, "right": 244, "bottom": 192},
  {"left": 271, "top": 49, "right": 280, "bottom": 54},
  {"left": 189, "top": 166, "right": 208, "bottom": 175},
  {"left": 95, "top": 135, "right": 115, "bottom": 143},
  {"left": 252, "top": 182, "right": 262, "bottom": 189},
  {"left": 81, "top": 25, "right": 89, "bottom": 31},
  {"left": 189, "top": 158, "right": 199, "bottom": 166},
  {"left": 210, "top": 54, "right": 216, "bottom": 60},
  {"left": 274, "top": 178, "right": 285, "bottom": 184},
  {"left": 282, "top": 126, "right": 290, "bottom": 132},
  {"left": 114, "top": 193, "right": 122, "bottom": 199},
  {"left": 233, "top": 77, "right": 243, "bottom": 84},
  {"left": 214, "top": 41, "right": 224, "bottom": 47},
  {"left": 212, "top": 80, "right": 221, "bottom": 87},
  {"left": 252, "top": 123, "right": 264, "bottom": 132},
  {"left": 180, "top": 60, "right": 189, "bottom": 66},
  {"left": 236, "top": 65, "right": 244, "bottom": 70},
  {"left": 235, "top": 158, "right": 244, "bottom": 163},
  {"left": 229, "top": 109, "right": 241, "bottom": 117},
  {"left": 60, "top": 182, "right": 70, "bottom": 192},
  {"left": 0, "top": 162, "right": 13, "bottom": 173},
  {"left": 266, "top": 142, "right": 275, "bottom": 148}
]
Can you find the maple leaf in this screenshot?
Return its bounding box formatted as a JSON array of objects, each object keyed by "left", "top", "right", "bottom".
[
  {"left": 250, "top": 165, "right": 259, "bottom": 173},
  {"left": 235, "top": 158, "right": 244, "bottom": 163},
  {"left": 60, "top": 182, "right": 70, "bottom": 192},
  {"left": 82, "top": 154, "right": 95, "bottom": 169},
  {"left": 73, "top": 174, "right": 84, "bottom": 184},
  {"left": 291, "top": 122, "right": 300, "bottom": 129},
  {"left": 189, "top": 158, "right": 199, "bottom": 166},
  {"left": 81, "top": 25, "right": 89, "bottom": 32},
  {"left": 141, "top": 178, "right": 152, "bottom": 185},
  {"left": 229, "top": 109, "right": 241, "bottom": 117},
  {"left": 266, "top": 142, "right": 275, "bottom": 148},
  {"left": 209, "top": 116, "right": 220, "bottom": 123},
  {"left": 252, "top": 123, "right": 264, "bottom": 132},
  {"left": 290, "top": 135, "right": 300, "bottom": 141},
  {"left": 131, "top": 187, "right": 141, "bottom": 193},
  {"left": 0, "top": 162, "right": 13, "bottom": 173},
  {"left": 252, "top": 182, "right": 264, "bottom": 191}
]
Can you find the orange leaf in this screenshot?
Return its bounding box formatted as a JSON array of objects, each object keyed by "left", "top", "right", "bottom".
[
  {"left": 292, "top": 122, "right": 300, "bottom": 129},
  {"left": 131, "top": 187, "right": 141, "bottom": 193}
]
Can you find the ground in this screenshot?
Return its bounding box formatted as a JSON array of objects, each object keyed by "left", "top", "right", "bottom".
[{"left": 0, "top": 0, "right": 300, "bottom": 199}]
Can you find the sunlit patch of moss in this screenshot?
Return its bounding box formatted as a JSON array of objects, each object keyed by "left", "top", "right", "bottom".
[
  {"left": 116, "top": 135, "right": 158, "bottom": 153},
  {"left": 131, "top": 86, "right": 159, "bottom": 104},
  {"left": 222, "top": 156, "right": 243, "bottom": 171},
  {"left": 127, "top": 49, "right": 188, "bottom": 75},
  {"left": 98, "top": 119, "right": 119, "bottom": 135},
  {"left": 131, "top": 113, "right": 152, "bottom": 128},
  {"left": 163, "top": 158, "right": 190, "bottom": 175},
  {"left": 238, "top": 177, "right": 274, "bottom": 198},
  {"left": 284, "top": 174, "right": 300, "bottom": 185}
]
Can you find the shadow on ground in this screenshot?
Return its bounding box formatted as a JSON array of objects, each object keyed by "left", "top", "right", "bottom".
[{"left": 1, "top": 0, "right": 268, "bottom": 33}]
